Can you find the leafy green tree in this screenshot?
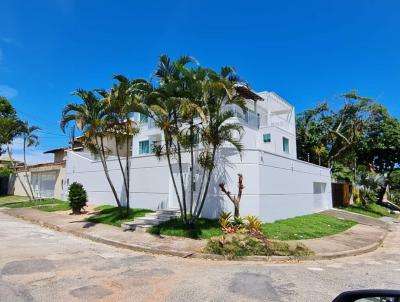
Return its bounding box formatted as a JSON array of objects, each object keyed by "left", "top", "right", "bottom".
[
  {"left": 98, "top": 75, "right": 148, "bottom": 214},
  {"left": 61, "top": 90, "right": 123, "bottom": 209},
  {"left": 296, "top": 91, "right": 373, "bottom": 180},
  {"left": 357, "top": 104, "right": 400, "bottom": 203},
  {"left": 0, "top": 96, "right": 32, "bottom": 199},
  {"left": 148, "top": 55, "right": 248, "bottom": 225}
]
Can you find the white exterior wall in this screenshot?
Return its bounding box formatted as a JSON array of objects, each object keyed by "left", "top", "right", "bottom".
[
  {"left": 65, "top": 148, "right": 332, "bottom": 222},
  {"left": 64, "top": 91, "right": 332, "bottom": 222}
]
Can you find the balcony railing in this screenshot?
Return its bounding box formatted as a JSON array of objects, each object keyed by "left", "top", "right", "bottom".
[{"left": 224, "top": 104, "right": 260, "bottom": 128}]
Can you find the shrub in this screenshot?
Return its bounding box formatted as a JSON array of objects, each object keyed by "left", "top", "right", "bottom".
[
  {"left": 359, "top": 187, "right": 377, "bottom": 205},
  {"left": 218, "top": 212, "right": 263, "bottom": 234},
  {"left": 245, "top": 215, "right": 262, "bottom": 232},
  {"left": 204, "top": 234, "right": 313, "bottom": 260},
  {"left": 68, "top": 182, "right": 87, "bottom": 214}
]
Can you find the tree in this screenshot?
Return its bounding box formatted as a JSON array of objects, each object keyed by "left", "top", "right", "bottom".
[
  {"left": 296, "top": 102, "right": 330, "bottom": 165},
  {"left": 296, "top": 91, "right": 373, "bottom": 181},
  {"left": 148, "top": 55, "right": 248, "bottom": 226},
  {"left": 219, "top": 174, "right": 244, "bottom": 218},
  {"left": 0, "top": 96, "right": 32, "bottom": 199},
  {"left": 61, "top": 90, "right": 123, "bottom": 210},
  {"left": 20, "top": 121, "right": 41, "bottom": 199},
  {"left": 99, "top": 75, "right": 148, "bottom": 214},
  {"left": 357, "top": 104, "right": 400, "bottom": 203}
]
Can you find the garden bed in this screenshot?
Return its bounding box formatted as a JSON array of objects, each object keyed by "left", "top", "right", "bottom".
[{"left": 148, "top": 213, "right": 357, "bottom": 241}]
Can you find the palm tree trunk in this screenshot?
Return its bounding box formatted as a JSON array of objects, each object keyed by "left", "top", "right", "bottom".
[
  {"left": 176, "top": 141, "right": 187, "bottom": 222},
  {"left": 115, "top": 139, "right": 129, "bottom": 213},
  {"left": 189, "top": 122, "right": 194, "bottom": 217},
  {"left": 7, "top": 145, "right": 32, "bottom": 200},
  {"left": 192, "top": 167, "right": 206, "bottom": 216},
  {"left": 193, "top": 147, "right": 217, "bottom": 222},
  {"left": 23, "top": 139, "right": 36, "bottom": 200},
  {"left": 125, "top": 134, "right": 131, "bottom": 213},
  {"left": 98, "top": 137, "right": 122, "bottom": 209},
  {"left": 165, "top": 135, "right": 184, "bottom": 217}
]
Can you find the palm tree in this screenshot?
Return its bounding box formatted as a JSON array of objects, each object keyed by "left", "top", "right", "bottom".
[
  {"left": 149, "top": 55, "right": 202, "bottom": 223},
  {"left": 149, "top": 55, "right": 247, "bottom": 225},
  {"left": 21, "top": 121, "right": 41, "bottom": 199},
  {"left": 60, "top": 89, "right": 123, "bottom": 209},
  {"left": 5, "top": 121, "right": 33, "bottom": 200},
  {"left": 191, "top": 66, "right": 246, "bottom": 223},
  {"left": 99, "top": 75, "right": 149, "bottom": 214}
]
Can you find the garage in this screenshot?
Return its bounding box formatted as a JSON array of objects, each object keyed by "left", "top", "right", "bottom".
[{"left": 31, "top": 171, "right": 58, "bottom": 198}]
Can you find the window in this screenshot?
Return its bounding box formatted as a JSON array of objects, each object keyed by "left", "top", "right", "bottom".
[
  {"left": 139, "top": 113, "right": 148, "bottom": 123},
  {"left": 139, "top": 140, "right": 150, "bottom": 154},
  {"left": 263, "top": 133, "right": 271, "bottom": 143},
  {"left": 282, "top": 137, "right": 289, "bottom": 153}
]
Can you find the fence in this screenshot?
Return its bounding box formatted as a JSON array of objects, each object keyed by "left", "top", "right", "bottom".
[{"left": 331, "top": 182, "right": 353, "bottom": 207}]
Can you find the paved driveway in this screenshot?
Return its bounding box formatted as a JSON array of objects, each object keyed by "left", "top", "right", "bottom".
[{"left": 0, "top": 212, "right": 399, "bottom": 302}]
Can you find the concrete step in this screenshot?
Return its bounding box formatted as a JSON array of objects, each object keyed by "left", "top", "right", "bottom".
[
  {"left": 133, "top": 217, "right": 169, "bottom": 225},
  {"left": 145, "top": 212, "right": 180, "bottom": 219},
  {"left": 156, "top": 209, "right": 181, "bottom": 215},
  {"left": 121, "top": 208, "right": 181, "bottom": 232},
  {"left": 121, "top": 222, "right": 153, "bottom": 232}
]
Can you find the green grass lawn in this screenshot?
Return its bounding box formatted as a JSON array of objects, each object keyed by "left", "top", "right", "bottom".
[
  {"left": 261, "top": 213, "right": 356, "bottom": 240},
  {"left": 340, "top": 203, "right": 398, "bottom": 218},
  {"left": 86, "top": 205, "right": 153, "bottom": 227},
  {"left": 148, "top": 213, "right": 357, "bottom": 240},
  {"left": 0, "top": 195, "right": 29, "bottom": 206},
  {"left": 0, "top": 197, "right": 71, "bottom": 212}
]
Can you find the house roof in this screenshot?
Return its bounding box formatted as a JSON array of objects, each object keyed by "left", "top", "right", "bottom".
[
  {"left": 235, "top": 85, "right": 264, "bottom": 101},
  {"left": 16, "top": 161, "right": 65, "bottom": 172},
  {"left": 43, "top": 147, "right": 68, "bottom": 154}
]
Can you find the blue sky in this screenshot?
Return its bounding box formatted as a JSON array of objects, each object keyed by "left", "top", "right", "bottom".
[{"left": 1, "top": 0, "right": 399, "bottom": 163}]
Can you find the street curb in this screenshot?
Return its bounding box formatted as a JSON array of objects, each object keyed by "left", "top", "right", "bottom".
[{"left": 1, "top": 209, "right": 388, "bottom": 263}]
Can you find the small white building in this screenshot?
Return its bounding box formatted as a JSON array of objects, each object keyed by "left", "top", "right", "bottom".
[{"left": 65, "top": 91, "right": 332, "bottom": 222}]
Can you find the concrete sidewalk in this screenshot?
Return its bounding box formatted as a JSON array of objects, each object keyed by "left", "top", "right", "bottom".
[{"left": 0, "top": 207, "right": 390, "bottom": 261}]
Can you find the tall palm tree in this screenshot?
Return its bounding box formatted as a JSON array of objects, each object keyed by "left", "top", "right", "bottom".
[
  {"left": 60, "top": 89, "right": 123, "bottom": 209},
  {"left": 149, "top": 54, "right": 201, "bottom": 222},
  {"left": 21, "top": 121, "right": 41, "bottom": 199},
  {"left": 191, "top": 66, "right": 246, "bottom": 223},
  {"left": 149, "top": 55, "right": 247, "bottom": 225},
  {"left": 99, "top": 75, "right": 149, "bottom": 214}
]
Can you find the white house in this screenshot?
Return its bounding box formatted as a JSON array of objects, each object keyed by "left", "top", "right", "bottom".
[{"left": 64, "top": 91, "right": 332, "bottom": 222}]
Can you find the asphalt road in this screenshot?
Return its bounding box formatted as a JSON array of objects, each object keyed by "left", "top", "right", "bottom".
[{"left": 0, "top": 212, "right": 399, "bottom": 302}]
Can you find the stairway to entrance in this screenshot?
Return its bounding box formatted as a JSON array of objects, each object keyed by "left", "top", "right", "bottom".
[{"left": 121, "top": 208, "right": 181, "bottom": 232}]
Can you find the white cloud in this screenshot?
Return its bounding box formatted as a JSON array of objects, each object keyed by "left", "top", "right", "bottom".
[
  {"left": 0, "top": 85, "right": 18, "bottom": 99},
  {"left": 8, "top": 138, "right": 53, "bottom": 164}
]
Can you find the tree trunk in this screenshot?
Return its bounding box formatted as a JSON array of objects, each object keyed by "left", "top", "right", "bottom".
[
  {"left": 189, "top": 122, "right": 194, "bottom": 217},
  {"left": 23, "top": 139, "right": 36, "bottom": 200},
  {"left": 115, "top": 139, "right": 129, "bottom": 213},
  {"left": 7, "top": 145, "right": 32, "bottom": 200},
  {"left": 377, "top": 177, "right": 389, "bottom": 205},
  {"left": 193, "top": 147, "right": 217, "bottom": 222},
  {"left": 165, "top": 135, "right": 184, "bottom": 217},
  {"left": 219, "top": 173, "right": 244, "bottom": 218},
  {"left": 176, "top": 140, "right": 187, "bottom": 222},
  {"left": 125, "top": 134, "right": 131, "bottom": 213},
  {"left": 99, "top": 137, "right": 122, "bottom": 209},
  {"left": 192, "top": 168, "right": 206, "bottom": 219}
]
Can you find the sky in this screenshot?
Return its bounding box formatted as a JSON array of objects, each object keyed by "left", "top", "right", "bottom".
[{"left": 0, "top": 0, "right": 399, "bottom": 163}]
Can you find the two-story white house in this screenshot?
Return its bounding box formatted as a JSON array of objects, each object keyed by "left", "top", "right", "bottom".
[{"left": 65, "top": 91, "right": 332, "bottom": 222}]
